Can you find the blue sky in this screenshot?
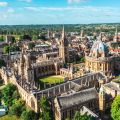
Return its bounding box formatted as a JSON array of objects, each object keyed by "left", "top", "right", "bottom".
[{"left": 0, "top": 0, "right": 120, "bottom": 25}]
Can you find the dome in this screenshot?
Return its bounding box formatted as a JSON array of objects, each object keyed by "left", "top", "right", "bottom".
[{"left": 89, "top": 40, "right": 109, "bottom": 58}]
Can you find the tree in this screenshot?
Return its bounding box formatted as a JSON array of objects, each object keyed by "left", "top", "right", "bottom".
[
  {"left": 73, "top": 111, "right": 92, "bottom": 120},
  {"left": 2, "top": 84, "right": 17, "bottom": 107},
  {"left": 32, "top": 35, "right": 38, "bottom": 40},
  {"left": 9, "top": 102, "right": 25, "bottom": 117},
  {"left": 21, "top": 110, "right": 38, "bottom": 120},
  {"left": 12, "top": 90, "right": 20, "bottom": 104},
  {"left": 9, "top": 99, "right": 25, "bottom": 117},
  {"left": 0, "top": 59, "right": 6, "bottom": 68},
  {"left": 4, "top": 45, "right": 20, "bottom": 54},
  {"left": 0, "top": 36, "right": 4, "bottom": 42},
  {"left": 0, "top": 90, "right": 2, "bottom": 105},
  {"left": 22, "top": 35, "right": 32, "bottom": 41},
  {"left": 39, "top": 97, "right": 51, "bottom": 120},
  {"left": 29, "top": 42, "right": 35, "bottom": 49},
  {"left": 3, "top": 45, "right": 10, "bottom": 54},
  {"left": 111, "top": 95, "right": 120, "bottom": 120},
  {"left": 80, "top": 57, "right": 85, "bottom": 63},
  {"left": 11, "top": 36, "right": 16, "bottom": 43}
]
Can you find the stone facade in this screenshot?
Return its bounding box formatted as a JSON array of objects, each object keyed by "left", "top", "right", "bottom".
[{"left": 85, "top": 39, "right": 114, "bottom": 78}]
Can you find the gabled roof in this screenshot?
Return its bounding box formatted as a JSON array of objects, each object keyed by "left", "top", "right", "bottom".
[{"left": 57, "top": 87, "right": 98, "bottom": 109}]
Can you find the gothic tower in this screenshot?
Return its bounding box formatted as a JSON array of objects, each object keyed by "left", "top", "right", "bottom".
[
  {"left": 19, "top": 51, "right": 25, "bottom": 77},
  {"left": 24, "top": 53, "right": 34, "bottom": 83},
  {"left": 59, "top": 26, "right": 69, "bottom": 63}
]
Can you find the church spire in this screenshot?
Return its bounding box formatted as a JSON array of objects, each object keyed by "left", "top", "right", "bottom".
[
  {"left": 80, "top": 29, "right": 84, "bottom": 37},
  {"left": 59, "top": 25, "right": 69, "bottom": 63},
  {"left": 114, "top": 25, "right": 118, "bottom": 42},
  {"left": 115, "top": 25, "right": 118, "bottom": 37},
  {"left": 47, "top": 29, "right": 50, "bottom": 39},
  {"left": 62, "top": 25, "right": 65, "bottom": 40},
  {"left": 99, "top": 32, "right": 103, "bottom": 41}
]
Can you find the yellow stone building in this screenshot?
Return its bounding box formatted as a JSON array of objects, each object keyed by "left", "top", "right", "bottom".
[{"left": 85, "top": 38, "right": 114, "bottom": 79}]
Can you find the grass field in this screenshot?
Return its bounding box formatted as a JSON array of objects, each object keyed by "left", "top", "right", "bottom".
[
  {"left": 0, "top": 115, "right": 20, "bottom": 120},
  {"left": 39, "top": 76, "right": 64, "bottom": 84}
]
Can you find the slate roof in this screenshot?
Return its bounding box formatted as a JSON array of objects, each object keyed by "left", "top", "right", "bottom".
[
  {"left": 58, "top": 87, "right": 98, "bottom": 109},
  {"left": 104, "top": 82, "right": 120, "bottom": 92}
]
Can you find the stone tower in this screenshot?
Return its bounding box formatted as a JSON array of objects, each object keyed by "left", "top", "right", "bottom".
[
  {"left": 99, "top": 86, "right": 105, "bottom": 116},
  {"left": 19, "top": 52, "right": 25, "bottom": 77},
  {"left": 47, "top": 29, "right": 50, "bottom": 39},
  {"left": 59, "top": 26, "right": 69, "bottom": 63},
  {"left": 24, "top": 53, "right": 34, "bottom": 83}
]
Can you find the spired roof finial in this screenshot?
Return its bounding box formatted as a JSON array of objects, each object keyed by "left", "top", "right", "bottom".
[
  {"left": 114, "top": 25, "right": 119, "bottom": 42},
  {"left": 99, "top": 32, "right": 103, "bottom": 41},
  {"left": 115, "top": 25, "right": 118, "bottom": 36}
]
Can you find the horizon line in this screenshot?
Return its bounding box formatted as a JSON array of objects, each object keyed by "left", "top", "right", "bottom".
[{"left": 0, "top": 22, "right": 120, "bottom": 26}]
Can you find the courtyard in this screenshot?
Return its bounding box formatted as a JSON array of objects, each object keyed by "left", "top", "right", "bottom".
[{"left": 39, "top": 75, "right": 64, "bottom": 84}]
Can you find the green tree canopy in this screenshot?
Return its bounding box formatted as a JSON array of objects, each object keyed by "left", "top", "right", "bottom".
[
  {"left": 11, "top": 36, "right": 16, "bottom": 43},
  {"left": 9, "top": 98, "right": 25, "bottom": 117},
  {"left": 111, "top": 95, "right": 120, "bottom": 120},
  {"left": 22, "top": 35, "right": 32, "bottom": 41},
  {"left": 9, "top": 102, "right": 25, "bottom": 117},
  {"left": 2, "top": 84, "right": 17, "bottom": 107},
  {"left": 80, "top": 57, "right": 85, "bottom": 63},
  {"left": 29, "top": 42, "right": 35, "bottom": 49},
  {"left": 3, "top": 45, "right": 20, "bottom": 54},
  {"left": 39, "top": 97, "right": 51, "bottom": 120},
  {"left": 3, "top": 45, "right": 10, "bottom": 54},
  {"left": 0, "top": 59, "right": 6, "bottom": 68},
  {"left": 0, "top": 36, "right": 4, "bottom": 42},
  {"left": 21, "top": 110, "right": 38, "bottom": 120}
]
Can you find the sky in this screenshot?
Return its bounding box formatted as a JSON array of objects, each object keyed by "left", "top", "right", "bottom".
[{"left": 0, "top": 0, "right": 120, "bottom": 25}]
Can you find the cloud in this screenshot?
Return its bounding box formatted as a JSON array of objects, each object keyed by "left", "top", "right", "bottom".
[
  {"left": 25, "top": 6, "right": 89, "bottom": 11},
  {"left": 0, "top": 8, "right": 15, "bottom": 20},
  {"left": 7, "top": 8, "right": 15, "bottom": 13},
  {"left": 19, "top": 0, "right": 32, "bottom": 3},
  {"left": 1, "top": 5, "right": 120, "bottom": 25},
  {"left": 25, "top": 6, "right": 116, "bottom": 12},
  {"left": 23, "top": 6, "right": 120, "bottom": 24},
  {"left": 67, "top": 0, "right": 86, "bottom": 4},
  {"left": 0, "top": 2, "right": 8, "bottom": 7}
]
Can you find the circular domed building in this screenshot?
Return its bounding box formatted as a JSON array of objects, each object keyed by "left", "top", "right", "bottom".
[{"left": 85, "top": 39, "right": 114, "bottom": 77}]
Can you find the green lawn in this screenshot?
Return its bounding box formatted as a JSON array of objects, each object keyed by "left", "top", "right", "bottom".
[
  {"left": 0, "top": 85, "right": 5, "bottom": 90},
  {"left": 39, "top": 76, "right": 64, "bottom": 84},
  {"left": 112, "top": 76, "right": 120, "bottom": 83},
  {"left": 0, "top": 115, "right": 20, "bottom": 120}
]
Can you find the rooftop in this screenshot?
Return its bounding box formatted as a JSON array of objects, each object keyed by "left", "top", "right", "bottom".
[{"left": 58, "top": 87, "right": 98, "bottom": 109}]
